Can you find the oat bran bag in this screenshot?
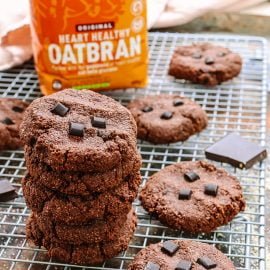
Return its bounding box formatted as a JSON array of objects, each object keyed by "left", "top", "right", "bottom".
[{"left": 29, "top": 0, "right": 148, "bottom": 95}]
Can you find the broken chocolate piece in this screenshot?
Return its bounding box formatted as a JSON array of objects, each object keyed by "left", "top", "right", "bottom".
[
  {"left": 0, "top": 179, "right": 18, "bottom": 202},
  {"left": 205, "top": 133, "right": 267, "bottom": 169}
]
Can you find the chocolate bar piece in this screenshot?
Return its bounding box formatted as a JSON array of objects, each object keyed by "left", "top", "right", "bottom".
[
  {"left": 205, "top": 133, "right": 267, "bottom": 169},
  {"left": 0, "top": 179, "right": 18, "bottom": 202}
]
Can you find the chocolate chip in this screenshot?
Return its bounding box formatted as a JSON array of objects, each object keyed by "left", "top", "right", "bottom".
[
  {"left": 197, "top": 256, "right": 217, "bottom": 269},
  {"left": 173, "top": 100, "right": 184, "bottom": 107},
  {"left": 51, "top": 102, "right": 69, "bottom": 117},
  {"left": 142, "top": 106, "right": 153, "bottom": 113},
  {"left": 175, "top": 260, "right": 192, "bottom": 270},
  {"left": 178, "top": 189, "right": 192, "bottom": 200},
  {"left": 205, "top": 57, "right": 215, "bottom": 65},
  {"left": 184, "top": 172, "right": 200, "bottom": 182},
  {"left": 217, "top": 52, "right": 226, "bottom": 57},
  {"left": 192, "top": 52, "right": 202, "bottom": 59},
  {"left": 12, "top": 106, "right": 24, "bottom": 113},
  {"left": 0, "top": 179, "right": 18, "bottom": 202},
  {"left": 1, "top": 117, "right": 14, "bottom": 125},
  {"left": 161, "top": 240, "right": 179, "bottom": 256},
  {"left": 204, "top": 183, "right": 218, "bottom": 196},
  {"left": 69, "top": 122, "right": 84, "bottom": 137},
  {"left": 144, "top": 262, "right": 160, "bottom": 270},
  {"left": 161, "top": 111, "right": 173, "bottom": 120},
  {"left": 91, "top": 117, "right": 106, "bottom": 129}
]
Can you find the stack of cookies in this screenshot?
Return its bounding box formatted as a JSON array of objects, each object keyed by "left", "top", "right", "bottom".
[{"left": 20, "top": 89, "right": 141, "bottom": 265}]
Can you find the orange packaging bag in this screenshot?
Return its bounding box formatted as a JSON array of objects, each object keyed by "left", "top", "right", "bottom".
[{"left": 29, "top": 0, "right": 148, "bottom": 95}]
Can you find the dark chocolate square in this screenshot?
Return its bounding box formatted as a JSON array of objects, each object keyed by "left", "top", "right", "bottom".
[
  {"left": 1, "top": 117, "right": 14, "bottom": 125},
  {"left": 12, "top": 106, "right": 24, "bottom": 113},
  {"left": 205, "top": 133, "right": 267, "bottom": 169},
  {"left": 178, "top": 189, "right": 192, "bottom": 200},
  {"left": 91, "top": 117, "right": 106, "bottom": 129},
  {"left": 204, "top": 183, "right": 218, "bottom": 196},
  {"left": 161, "top": 111, "right": 173, "bottom": 120},
  {"left": 51, "top": 102, "right": 69, "bottom": 117},
  {"left": 197, "top": 256, "right": 217, "bottom": 269},
  {"left": 142, "top": 106, "right": 153, "bottom": 113},
  {"left": 184, "top": 172, "right": 200, "bottom": 182},
  {"left": 69, "top": 122, "right": 84, "bottom": 137},
  {"left": 161, "top": 240, "right": 179, "bottom": 256},
  {"left": 0, "top": 180, "right": 18, "bottom": 202},
  {"left": 144, "top": 261, "right": 160, "bottom": 270},
  {"left": 176, "top": 260, "right": 192, "bottom": 270}
]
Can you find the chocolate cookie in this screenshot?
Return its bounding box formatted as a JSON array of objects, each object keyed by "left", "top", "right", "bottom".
[
  {"left": 127, "top": 95, "right": 208, "bottom": 144},
  {"left": 128, "top": 239, "right": 236, "bottom": 269},
  {"left": 140, "top": 161, "right": 245, "bottom": 233},
  {"left": 32, "top": 209, "right": 134, "bottom": 245},
  {"left": 0, "top": 98, "right": 28, "bottom": 150},
  {"left": 25, "top": 148, "right": 141, "bottom": 195},
  {"left": 20, "top": 89, "right": 138, "bottom": 172},
  {"left": 27, "top": 210, "right": 137, "bottom": 265},
  {"left": 169, "top": 43, "right": 242, "bottom": 86},
  {"left": 22, "top": 172, "right": 141, "bottom": 225}
]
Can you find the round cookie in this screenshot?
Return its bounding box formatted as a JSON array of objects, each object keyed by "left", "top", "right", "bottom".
[
  {"left": 127, "top": 95, "right": 208, "bottom": 144},
  {"left": 31, "top": 209, "right": 134, "bottom": 245},
  {"left": 20, "top": 89, "right": 138, "bottom": 172},
  {"left": 22, "top": 172, "right": 141, "bottom": 225},
  {"left": 0, "top": 98, "right": 28, "bottom": 150},
  {"left": 140, "top": 161, "right": 245, "bottom": 233},
  {"left": 26, "top": 210, "right": 137, "bottom": 266},
  {"left": 169, "top": 43, "right": 242, "bottom": 86},
  {"left": 128, "top": 239, "right": 236, "bottom": 269},
  {"left": 25, "top": 148, "right": 141, "bottom": 195}
]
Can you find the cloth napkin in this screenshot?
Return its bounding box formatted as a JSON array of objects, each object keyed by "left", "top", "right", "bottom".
[{"left": 0, "top": 0, "right": 265, "bottom": 70}]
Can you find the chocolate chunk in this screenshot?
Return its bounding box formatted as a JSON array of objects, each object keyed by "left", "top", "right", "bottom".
[
  {"left": 0, "top": 179, "right": 18, "bottom": 202},
  {"left": 145, "top": 261, "right": 160, "bottom": 270},
  {"left": 12, "top": 106, "right": 24, "bottom": 113},
  {"left": 161, "top": 240, "right": 179, "bottom": 256},
  {"left": 204, "top": 184, "right": 218, "bottom": 196},
  {"left": 142, "top": 106, "right": 153, "bottom": 113},
  {"left": 184, "top": 172, "right": 200, "bottom": 182},
  {"left": 173, "top": 100, "right": 184, "bottom": 107},
  {"left": 192, "top": 52, "right": 202, "bottom": 59},
  {"left": 161, "top": 111, "right": 173, "bottom": 120},
  {"left": 197, "top": 256, "right": 217, "bottom": 269},
  {"left": 205, "top": 57, "right": 215, "bottom": 65},
  {"left": 176, "top": 260, "right": 192, "bottom": 270},
  {"left": 205, "top": 133, "right": 267, "bottom": 169},
  {"left": 91, "top": 116, "right": 106, "bottom": 129},
  {"left": 69, "top": 122, "right": 84, "bottom": 137},
  {"left": 178, "top": 189, "right": 192, "bottom": 200},
  {"left": 217, "top": 52, "right": 226, "bottom": 57},
  {"left": 51, "top": 102, "right": 69, "bottom": 117},
  {"left": 1, "top": 117, "right": 14, "bottom": 125}
]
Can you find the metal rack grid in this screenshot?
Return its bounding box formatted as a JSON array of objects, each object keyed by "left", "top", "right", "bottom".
[{"left": 0, "top": 32, "right": 267, "bottom": 270}]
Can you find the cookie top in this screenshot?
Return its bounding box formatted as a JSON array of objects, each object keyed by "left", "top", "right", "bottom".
[
  {"left": 169, "top": 43, "right": 242, "bottom": 86},
  {"left": 140, "top": 161, "right": 245, "bottom": 233},
  {"left": 128, "top": 239, "right": 236, "bottom": 270},
  {"left": 20, "top": 89, "right": 137, "bottom": 172},
  {"left": 127, "top": 95, "right": 208, "bottom": 144},
  {"left": 0, "top": 98, "right": 29, "bottom": 150}
]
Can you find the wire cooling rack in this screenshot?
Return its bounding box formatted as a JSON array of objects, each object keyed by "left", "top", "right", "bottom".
[{"left": 0, "top": 33, "right": 268, "bottom": 270}]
